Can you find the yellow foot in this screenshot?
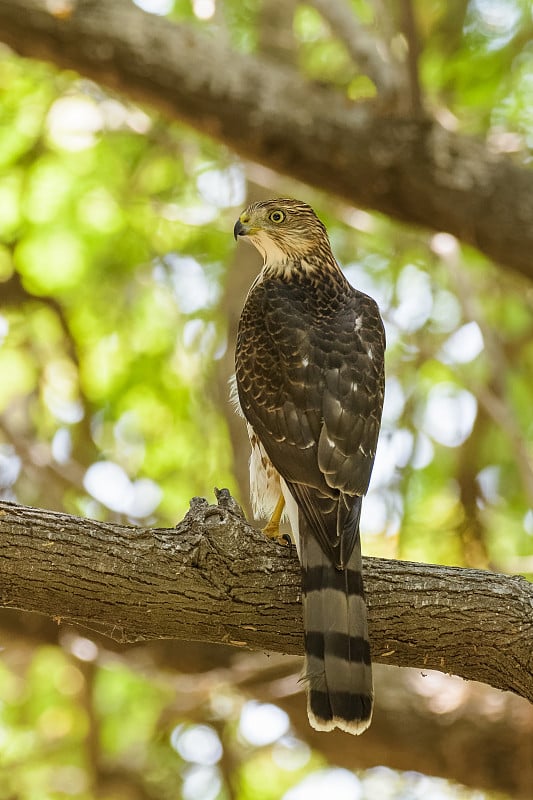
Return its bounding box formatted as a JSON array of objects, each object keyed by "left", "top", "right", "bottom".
[
  {"left": 262, "top": 520, "right": 286, "bottom": 544},
  {"left": 262, "top": 494, "right": 290, "bottom": 545}
]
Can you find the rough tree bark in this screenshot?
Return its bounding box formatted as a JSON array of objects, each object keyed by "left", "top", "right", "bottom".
[
  {"left": 1, "top": 0, "right": 533, "bottom": 281},
  {"left": 1, "top": 495, "right": 532, "bottom": 707}
]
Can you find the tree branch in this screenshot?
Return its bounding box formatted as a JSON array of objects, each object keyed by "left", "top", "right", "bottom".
[
  {"left": 1, "top": 0, "right": 533, "bottom": 280},
  {"left": 1, "top": 494, "right": 532, "bottom": 705},
  {"left": 399, "top": 0, "right": 423, "bottom": 115},
  {"left": 307, "top": 0, "right": 402, "bottom": 103}
]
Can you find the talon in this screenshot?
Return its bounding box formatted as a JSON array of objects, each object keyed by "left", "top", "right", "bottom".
[
  {"left": 262, "top": 523, "right": 290, "bottom": 546},
  {"left": 262, "top": 520, "right": 284, "bottom": 542},
  {"left": 262, "top": 494, "right": 288, "bottom": 545}
]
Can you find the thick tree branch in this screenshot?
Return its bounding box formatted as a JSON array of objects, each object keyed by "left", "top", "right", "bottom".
[
  {"left": 1, "top": 0, "right": 533, "bottom": 280},
  {"left": 1, "top": 495, "right": 532, "bottom": 705}
]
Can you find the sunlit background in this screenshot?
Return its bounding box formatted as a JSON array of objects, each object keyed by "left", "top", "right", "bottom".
[{"left": 1, "top": 0, "right": 532, "bottom": 798}]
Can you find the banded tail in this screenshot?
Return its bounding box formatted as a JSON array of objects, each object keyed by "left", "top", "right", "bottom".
[{"left": 300, "top": 514, "right": 373, "bottom": 735}]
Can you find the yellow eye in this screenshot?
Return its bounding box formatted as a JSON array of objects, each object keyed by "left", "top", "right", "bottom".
[{"left": 269, "top": 210, "right": 285, "bottom": 223}]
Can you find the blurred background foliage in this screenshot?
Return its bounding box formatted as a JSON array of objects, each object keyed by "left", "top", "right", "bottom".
[{"left": 0, "top": 0, "right": 532, "bottom": 798}]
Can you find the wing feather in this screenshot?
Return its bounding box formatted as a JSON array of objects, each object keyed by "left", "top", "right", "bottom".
[{"left": 235, "top": 272, "right": 385, "bottom": 565}]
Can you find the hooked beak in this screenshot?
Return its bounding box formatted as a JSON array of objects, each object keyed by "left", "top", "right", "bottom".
[{"left": 233, "top": 219, "right": 248, "bottom": 240}]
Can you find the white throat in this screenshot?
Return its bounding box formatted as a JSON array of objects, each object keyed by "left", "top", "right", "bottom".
[{"left": 249, "top": 231, "right": 289, "bottom": 267}]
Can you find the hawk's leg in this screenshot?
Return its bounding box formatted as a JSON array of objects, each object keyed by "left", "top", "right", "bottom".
[{"left": 262, "top": 494, "right": 289, "bottom": 545}]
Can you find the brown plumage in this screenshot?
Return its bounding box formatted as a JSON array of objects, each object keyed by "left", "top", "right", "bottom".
[{"left": 233, "top": 198, "right": 385, "bottom": 734}]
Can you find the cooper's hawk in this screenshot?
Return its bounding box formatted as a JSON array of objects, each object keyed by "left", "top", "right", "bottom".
[{"left": 233, "top": 199, "right": 385, "bottom": 734}]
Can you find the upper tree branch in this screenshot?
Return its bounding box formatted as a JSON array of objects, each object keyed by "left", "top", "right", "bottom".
[
  {"left": 307, "top": 0, "right": 402, "bottom": 103},
  {"left": 399, "top": 0, "right": 423, "bottom": 115},
  {"left": 1, "top": 0, "right": 533, "bottom": 280},
  {"left": 1, "top": 495, "right": 532, "bottom": 704}
]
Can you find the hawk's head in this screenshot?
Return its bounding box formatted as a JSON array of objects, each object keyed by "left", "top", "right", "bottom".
[{"left": 234, "top": 198, "right": 331, "bottom": 265}]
